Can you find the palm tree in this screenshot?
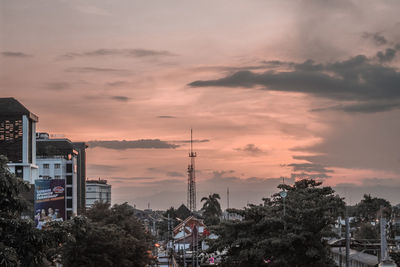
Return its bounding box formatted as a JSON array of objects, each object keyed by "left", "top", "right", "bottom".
[{"left": 201, "top": 193, "right": 222, "bottom": 219}]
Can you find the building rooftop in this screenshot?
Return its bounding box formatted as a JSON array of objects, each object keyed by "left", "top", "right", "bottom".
[
  {"left": 37, "top": 138, "right": 77, "bottom": 157},
  {"left": 86, "top": 178, "right": 109, "bottom": 185},
  {"left": 0, "top": 97, "right": 38, "bottom": 122}
]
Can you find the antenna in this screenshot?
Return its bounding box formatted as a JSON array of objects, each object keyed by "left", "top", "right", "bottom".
[{"left": 187, "top": 128, "right": 197, "bottom": 212}]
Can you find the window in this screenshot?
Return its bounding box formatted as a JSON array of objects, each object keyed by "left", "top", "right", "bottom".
[
  {"left": 66, "top": 164, "right": 72, "bottom": 173},
  {"left": 43, "top": 164, "right": 49, "bottom": 169},
  {"left": 66, "top": 175, "right": 72, "bottom": 184},
  {"left": 67, "top": 187, "right": 72, "bottom": 197},
  {"left": 54, "top": 175, "right": 61, "bottom": 179},
  {"left": 54, "top": 163, "right": 61, "bottom": 169},
  {"left": 67, "top": 199, "right": 72, "bottom": 208}
]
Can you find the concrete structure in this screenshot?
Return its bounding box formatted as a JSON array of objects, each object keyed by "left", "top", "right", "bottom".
[
  {"left": 86, "top": 179, "right": 111, "bottom": 208},
  {"left": 71, "top": 142, "right": 88, "bottom": 213},
  {"left": 36, "top": 133, "right": 84, "bottom": 219},
  {"left": 0, "top": 98, "right": 38, "bottom": 183}
]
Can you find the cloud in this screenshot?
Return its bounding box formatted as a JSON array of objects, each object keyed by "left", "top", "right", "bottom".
[
  {"left": 362, "top": 32, "right": 388, "bottom": 46},
  {"left": 171, "top": 139, "right": 210, "bottom": 143},
  {"left": 110, "top": 95, "right": 131, "bottom": 102},
  {"left": 334, "top": 178, "right": 400, "bottom": 205},
  {"left": 61, "top": 49, "right": 176, "bottom": 59},
  {"left": 313, "top": 100, "right": 400, "bottom": 113},
  {"left": 110, "top": 176, "right": 156, "bottom": 181},
  {"left": 189, "top": 54, "right": 400, "bottom": 113},
  {"left": 287, "top": 163, "right": 333, "bottom": 173},
  {"left": 65, "top": 67, "right": 131, "bottom": 74},
  {"left": 87, "top": 164, "right": 118, "bottom": 173},
  {"left": 1, "top": 51, "right": 32, "bottom": 58},
  {"left": 107, "top": 81, "right": 129, "bottom": 87},
  {"left": 87, "top": 139, "right": 180, "bottom": 150},
  {"left": 166, "top": 171, "right": 185, "bottom": 177},
  {"left": 234, "top": 144, "right": 265, "bottom": 155},
  {"left": 45, "top": 82, "right": 70, "bottom": 91},
  {"left": 376, "top": 48, "right": 397, "bottom": 62},
  {"left": 157, "top": 115, "right": 176, "bottom": 119}
]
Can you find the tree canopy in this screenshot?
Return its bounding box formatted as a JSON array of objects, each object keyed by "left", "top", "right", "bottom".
[
  {"left": 201, "top": 193, "right": 222, "bottom": 225},
  {"left": 209, "top": 179, "right": 345, "bottom": 267}
]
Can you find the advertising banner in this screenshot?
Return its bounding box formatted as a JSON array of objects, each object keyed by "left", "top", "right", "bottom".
[{"left": 34, "top": 179, "right": 66, "bottom": 229}]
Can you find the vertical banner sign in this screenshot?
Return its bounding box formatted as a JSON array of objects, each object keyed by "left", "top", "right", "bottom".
[{"left": 34, "top": 179, "right": 66, "bottom": 229}]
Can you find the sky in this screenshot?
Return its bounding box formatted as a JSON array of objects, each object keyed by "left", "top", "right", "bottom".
[{"left": 1, "top": 0, "right": 400, "bottom": 210}]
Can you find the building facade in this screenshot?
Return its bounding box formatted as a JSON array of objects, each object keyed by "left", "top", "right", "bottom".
[
  {"left": 86, "top": 179, "right": 111, "bottom": 208},
  {"left": 36, "top": 133, "right": 85, "bottom": 219},
  {"left": 0, "top": 98, "right": 38, "bottom": 183}
]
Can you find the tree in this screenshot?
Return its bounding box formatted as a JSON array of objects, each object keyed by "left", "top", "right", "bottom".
[
  {"left": 62, "top": 202, "right": 153, "bottom": 266},
  {"left": 0, "top": 155, "right": 61, "bottom": 267},
  {"left": 201, "top": 193, "right": 222, "bottom": 225},
  {"left": 354, "top": 223, "right": 379, "bottom": 240},
  {"left": 209, "top": 179, "right": 345, "bottom": 267},
  {"left": 355, "top": 194, "right": 391, "bottom": 222}
]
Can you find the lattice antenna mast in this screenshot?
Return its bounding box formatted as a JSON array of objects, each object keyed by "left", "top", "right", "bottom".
[{"left": 187, "top": 128, "right": 197, "bottom": 212}]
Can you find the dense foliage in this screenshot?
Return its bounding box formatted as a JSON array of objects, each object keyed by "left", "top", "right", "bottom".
[
  {"left": 201, "top": 193, "right": 222, "bottom": 225},
  {"left": 0, "top": 155, "right": 61, "bottom": 266},
  {"left": 209, "top": 179, "right": 345, "bottom": 267},
  {"left": 0, "top": 155, "right": 153, "bottom": 266}
]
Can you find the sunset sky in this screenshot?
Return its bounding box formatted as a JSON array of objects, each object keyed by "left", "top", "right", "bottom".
[{"left": 1, "top": 0, "right": 400, "bottom": 209}]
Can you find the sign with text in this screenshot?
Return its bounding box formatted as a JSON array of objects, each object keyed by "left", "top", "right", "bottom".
[{"left": 34, "top": 179, "right": 66, "bottom": 229}]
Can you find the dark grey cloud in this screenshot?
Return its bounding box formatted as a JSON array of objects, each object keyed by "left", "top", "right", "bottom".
[
  {"left": 234, "top": 144, "right": 265, "bottom": 155},
  {"left": 45, "top": 82, "right": 70, "bottom": 91},
  {"left": 313, "top": 101, "right": 400, "bottom": 113},
  {"left": 171, "top": 139, "right": 210, "bottom": 143},
  {"left": 166, "top": 171, "right": 185, "bottom": 177},
  {"left": 65, "top": 67, "right": 131, "bottom": 74},
  {"left": 110, "top": 95, "right": 131, "bottom": 102},
  {"left": 291, "top": 110, "right": 400, "bottom": 173},
  {"left": 334, "top": 178, "right": 400, "bottom": 205},
  {"left": 87, "top": 139, "right": 179, "bottom": 150},
  {"left": 287, "top": 163, "right": 333, "bottom": 173},
  {"left": 376, "top": 48, "right": 397, "bottom": 62},
  {"left": 1, "top": 51, "right": 32, "bottom": 58},
  {"left": 61, "top": 49, "right": 176, "bottom": 59},
  {"left": 189, "top": 54, "right": 400, "bottom": 113},
  {"left": 362, "top": 32, "right": 388, "bottom": 46},
  {"left": 157, "top": 115, "right": 176, "bottom": 119}
]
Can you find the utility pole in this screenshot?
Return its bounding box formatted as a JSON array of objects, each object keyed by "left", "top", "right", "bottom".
[
  {"left": 345, "top": 216, "right": 350, "bottom": 267},
  {"left": 338, "top": 217, "right": 342, "bottom": 267},
  {"left": 187, "top": 129, "right": 197, "bottom": 212},
  {"left": 379, "top": 216, "right": 397, "bottom": 266},
  {"left": 227, "top": 187, "right": 230, "bottom": 220}
]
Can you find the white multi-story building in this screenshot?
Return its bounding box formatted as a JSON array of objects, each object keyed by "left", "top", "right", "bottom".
[
  {"left": 86, "top": 179, "right": 111, "bottom": 208},
  {"left": 36, "top": 133, "right": 79, "bottom": 219},
  {"left": 0, "top": 98, "right": 39, "bottom": 183}
]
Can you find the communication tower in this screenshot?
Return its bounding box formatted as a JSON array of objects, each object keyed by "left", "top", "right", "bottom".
[{"left": 187, "top": 129, "right": 197, "bottom": 211}]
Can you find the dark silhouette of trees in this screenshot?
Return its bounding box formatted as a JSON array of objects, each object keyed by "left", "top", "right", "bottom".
[
  {"left": 209, "top": 179, "right": 345, "bottom": 267},
  {"left": 201, "top": 193, "right": 222, "bottom": 225},
  {"left": 355, "top": 194, "right": 391, "bottom": 222},
  {"left": 61, "top": 202, "right": 153, "bottom": 267},
  {"left": 0, "top": 155, "right": 61, "bottom": 266}
]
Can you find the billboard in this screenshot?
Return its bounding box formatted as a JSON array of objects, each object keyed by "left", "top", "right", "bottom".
[{"left": 34, "top": 179, "right": 66, "bottom": 229}]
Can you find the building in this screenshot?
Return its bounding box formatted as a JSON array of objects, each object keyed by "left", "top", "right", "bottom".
[
  {"left": 36, "top": 133, "right": 86, "bottom": 219},
  {"left": 0, "top": 98, "right": 38, "bottom": 183},
  {"left": 71, "top": 142, "right": 88, "bottom": 213},
  {"left": 86, "top": 179, "right": 111, "bottom": 209}
]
